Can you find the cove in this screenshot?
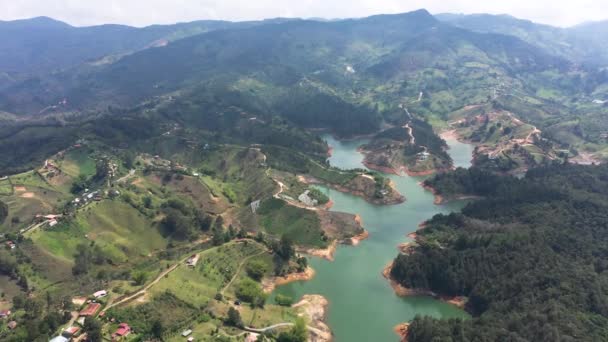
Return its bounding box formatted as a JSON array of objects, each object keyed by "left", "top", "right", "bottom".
[{"left": 272, "top": 134, "right": 475, "bottom": 341}]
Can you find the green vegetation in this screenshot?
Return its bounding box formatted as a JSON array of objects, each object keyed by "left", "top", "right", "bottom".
[
  {"left": 0, "top": 199, "right": 7, "bottom": 224},
  {"left": 257, "top": 198, "right": 326, "bottom": 248},
  {"left": 107, "top": 291, "right": 200, "bottom": 339},
  {"left": 274, "top": 294, "right": 295, "bottom": 307},
  {"left": 307, "top": 187, "right": 330, "bottom": 205},
  {"left": 277, "top": 318, "right": 308, "bottom": 342},
  {"left": 394, "top": 163, "right": 608, "bottom": 341}
]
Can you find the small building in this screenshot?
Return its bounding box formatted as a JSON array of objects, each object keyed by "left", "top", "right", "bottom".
[
  {"left": 50, "top": 336, "right": 69, "bottom": 342},
  {"left": 186, "top": 254, "right": 199, "bottom": 267},
  {"left": 7, "top": 320, "right": 17, "bottom": 329},
  {"left": 79, "top": 302, "right": 101, "bottom": 317},
  {"left": 416, "top": 151, "right": 430, "bottom": 161},
  {"left": 6, "top": 241, "right": 16, "bottom": 249},
  {"left": 62, "top": 326, "right": 81, "bottom": 338},
  {"left": 187, "top": 337, "right": 195, "bottom": 342},
  {"left": 182, "top": 329, "right": 193, "bottom": 337},
  {"left": 0, "top": 309, "right": 11, "bottom": 318},
  {"left": 113, "top": 323, "right": 131, "bottom": 338},
  {"left": 250, "top": 200, "right": 261, "bottom": 214},
  {"left": 245, "top": 333, "right": 259, "bottom": 342},
  {"left": 93, "top": 290, "right": 107, "bottom": 298},
  {"left": 48, "top": 219, "right": 58, "bottom": 227}
]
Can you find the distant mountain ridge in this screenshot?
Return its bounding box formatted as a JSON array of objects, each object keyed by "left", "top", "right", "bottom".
[{"left": 436, "top": 12, "right": 608, "bottom": 65}]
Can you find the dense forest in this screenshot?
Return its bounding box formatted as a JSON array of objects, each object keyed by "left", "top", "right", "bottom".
[{"left": 393, "top": 163, "right": 608, "bottom": 341}]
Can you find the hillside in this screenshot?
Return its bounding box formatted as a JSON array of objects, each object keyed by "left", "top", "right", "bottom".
[
  {"left": 1, "top": 8, "right": 608, "bottom": 341},
  {"left": 437, "top": 13, "right": 608, "bottom": 65},
  {"left": 390, "top": 164, "right": 608, "bottom": 340},
  {"left": 0, "top": 16, "right": 278, "bottom": 80}
]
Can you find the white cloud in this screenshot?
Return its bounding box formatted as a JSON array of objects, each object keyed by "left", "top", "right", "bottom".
[{"left": 0, "top": 0, "right": 606, "bottom": 27}]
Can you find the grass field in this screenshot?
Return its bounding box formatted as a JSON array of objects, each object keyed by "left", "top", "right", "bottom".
[
  {"left": 257, "top": 198, "right": 326, "bottom": 248},
  {"left": 31, "top": 200, "right": 167, "bottom": 263},
  {"left": 0, "top": 178, "right": 12, "bottom": 195},
  {"left": 149, "top": 241, "right": 269, "bottom": 307},
  {"left": 147, "top": 242, "right": 298, "bottom": 341},
  {"left": 59, "top": 148, "right": 96, "bottom": 178}
]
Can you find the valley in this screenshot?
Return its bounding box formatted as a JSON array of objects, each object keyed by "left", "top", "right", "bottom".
[{"left": 1, "top": 7, "right": 608, "bottom": 342}]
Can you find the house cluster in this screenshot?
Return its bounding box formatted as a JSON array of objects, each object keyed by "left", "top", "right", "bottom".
[
  {"left": 35, "top": 214, "right": 63, "bottom": 228},
  {"left": 49, "top": 288, "right": 131, "bottom": 341},
  {"left": 108, "top": 161, "right": 118, "bottom": 179},
  {"left": 72, "top": 189, "right": 103, "bottom": 206},
  {"left": 43, "top": 159, "right": 61, "bottom": 172}
]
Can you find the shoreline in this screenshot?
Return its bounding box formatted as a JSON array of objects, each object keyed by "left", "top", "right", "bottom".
[
  {"left": 382, "top": 261, "right": 467, "bottom": 309},
  {"left": 360, "top": 152, "right": 450, "bottom": 178},
  {"left": 263, "top": 267, "right": 316, "bottom": 294},
  {"left": 299, "top": 174, "right": 405, "bottom": 205},
  {"left": 393, "top": 322, "right": 409, "bottom": 342},
  {"left": 346, "top": 229, "right": 369, "bottom": 246},
  {"left": 298, "top": 226, "right": 369, "bottom": 261},
  {"left": 421, "top": 182, "right": 481, "bottom": 205},
  {"left": 299, "top": 240, "right": 339, "bottom": 261},
  {"left": 293, "top": 294, "right": 333, "bottom": 342}
]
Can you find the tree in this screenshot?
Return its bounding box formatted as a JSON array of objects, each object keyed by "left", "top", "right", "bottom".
[
  {"left": 70, "top": 174, "right": 90, "bottom": 194},
  {"left": 214, "top": 215, "right": 224, "bottom": 230},
  {"left": 212, "top": 227, "right": 224, "bottom": 246},
  {"left": 162, "top": 209, "right": 194, "bottom": 240},
  {"left": 199, "top": 215, "right": 213, "bottom": 231},
  {"left": 246, "top": 260, "right": 269, "bottom": 281},
  {"left": 0, "top": 200, "right": 7, "bottom": 224},
  {"left": 296, "top": 257, "right": 308, "bottom": 272},
  {"left": 226, "top": 307, "right": 243, "bottom": 327},
  {"left": 143, "top": 196, "right": 153, "bottom": 209},
  {"left": 277, "top": 235, "right": 294, "bottom": 260},
  {"left": 84, "top": 318, "right": 102, "bottom": 342},
  {"left": 235, "top": 278, "right": 266, "bottom": 305},
  {"left": 277, "top": 318, "right": 307, "bottom": 342},
  {"left": 131, "top": 271, "right": 148, "bottom": 286},
  {"left": 151, "top": 319, "right": 164, "bottom": 339}
]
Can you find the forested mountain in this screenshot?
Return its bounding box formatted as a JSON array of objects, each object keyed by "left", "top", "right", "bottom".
[
  {"left": 1, "top": 9, "right": 607, "bottom": 174},
  {"left": 0, "top": 16, "right": 286, "bottom": 83},
  {"left": 437, "top": 13, "right": 608, "bottom": 65},
  {"left": 393, "top": 164, "right": 608, "bottom": 340}
]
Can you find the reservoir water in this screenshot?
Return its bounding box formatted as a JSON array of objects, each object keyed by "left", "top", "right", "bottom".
[{"left": 272, "top": 134, "right": 475, "bottom": 341}]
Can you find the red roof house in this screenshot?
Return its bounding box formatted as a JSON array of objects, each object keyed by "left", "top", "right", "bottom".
[
  {"left": 112, "top": 323, "right": 131, "bottom": 338},
  {"left": 79, "top": 303, "right": 101, "bottom": 317}
]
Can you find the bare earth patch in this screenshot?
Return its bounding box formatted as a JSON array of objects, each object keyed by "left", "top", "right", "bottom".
[
  {"left": 394, "top": 322, "right": 409, "bottom": 342},
  {"left": 293, "top": 294, "right": 332, "bottom": 342}
]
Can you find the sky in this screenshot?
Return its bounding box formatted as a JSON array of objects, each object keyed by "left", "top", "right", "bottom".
[{"left": 0, "top": 0, "right": 607, "bottom": 28}]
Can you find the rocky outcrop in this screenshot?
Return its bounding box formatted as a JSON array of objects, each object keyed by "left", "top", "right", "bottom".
[{"left": 293, "top": 295, "right": 332, "bottom": 342}]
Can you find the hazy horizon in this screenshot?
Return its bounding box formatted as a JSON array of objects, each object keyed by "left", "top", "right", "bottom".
[{"left": 1, "top": 1, "right": 607, "bottom": 28}]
